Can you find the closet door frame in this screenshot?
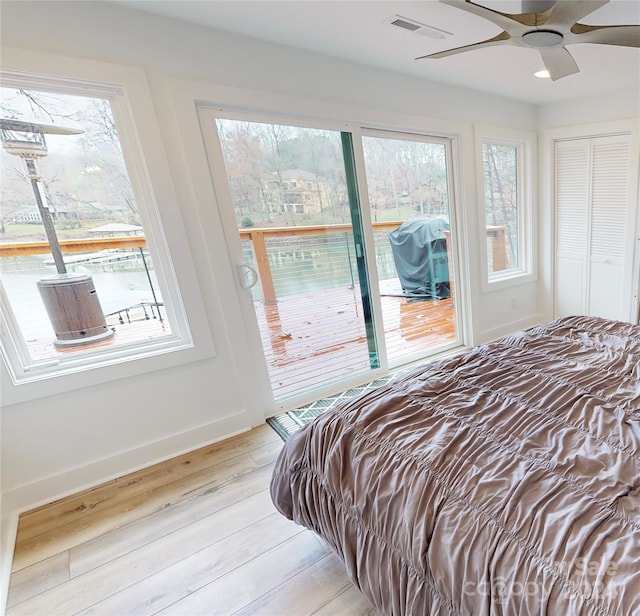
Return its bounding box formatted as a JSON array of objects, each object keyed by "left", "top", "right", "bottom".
[{"left": 543, "top": 118, "right": 640, "bottom": 324}]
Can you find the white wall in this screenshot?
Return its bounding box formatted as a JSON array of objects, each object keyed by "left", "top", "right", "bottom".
[
  {"left": 0, "top": 1, "right": 575, "bottom": 601},
  {"left": 0, "top": 0, "right": 540, "bottom": 511},
  {"left": 538, "top": 87, "right": 640, "bottom": 130},
  {"left": 1, "top": 0, "right": 638, "bottom": 609}
]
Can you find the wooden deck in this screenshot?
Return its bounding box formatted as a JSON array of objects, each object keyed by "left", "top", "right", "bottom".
[
  {"left": 27, "top": 309, "right": 171, "bottom": 361},
  {"left": 254, "top": 285, "right": 456, "bottom": 399},
  {"left": 26, "top": 286, "right": 456, "bottom": 401}
]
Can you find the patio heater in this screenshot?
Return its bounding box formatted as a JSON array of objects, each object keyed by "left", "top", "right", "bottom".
[{"left": 0, "top": 119, "right": 114, "bottom": 347}]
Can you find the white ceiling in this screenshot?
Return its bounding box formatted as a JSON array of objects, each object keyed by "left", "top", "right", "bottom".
[{"left": 115, "top": 0, "right": 640, "bottom": 105}]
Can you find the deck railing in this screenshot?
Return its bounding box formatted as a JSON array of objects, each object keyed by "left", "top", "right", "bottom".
[
  {"left": 0, "top": 224, "right": 506, "bottom": 304},
  {"left": 239, "top": 222, "right": 506, "bottom": 302},
  {"left": 0, "top": 236, "right": 147, "bottom": 256}
]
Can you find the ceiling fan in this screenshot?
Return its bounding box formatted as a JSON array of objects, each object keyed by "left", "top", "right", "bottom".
[{"left": 417, "top": 0, "right": 640, "bottom": 80}]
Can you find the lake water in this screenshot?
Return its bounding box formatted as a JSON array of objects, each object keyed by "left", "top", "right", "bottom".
[
  {"left": 242, "top": 232, "right": 400, "bottom": 301},
  {"left": 2, "top": 234, "right": 401, "bottom": 340},
  {"left": 1, "top": 255, "right": 163, "bottom": 340}
]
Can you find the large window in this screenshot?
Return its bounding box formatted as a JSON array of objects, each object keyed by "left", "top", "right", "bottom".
[
  {"left": 0, "top": 75, "right": 194, "bottom": 385},
  {"left": 477, "top": 126, "right": 535, "bottom": 287}
]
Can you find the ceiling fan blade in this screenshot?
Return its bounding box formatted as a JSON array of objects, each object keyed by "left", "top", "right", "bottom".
[
  {"left": 439, "top": 0, "right": 535, "bottom": 30},
  {"left": 416, "top": 32, "right": 511, "bottom": 60},
  {"left": 542, "top": 0, "right": 610, "bottom": 28},
  {"left": 540, "top": 46, "right": 580, "bottom": 80},
  {"left": 571, "top": 24, "right": 640, "bottom": 47}
]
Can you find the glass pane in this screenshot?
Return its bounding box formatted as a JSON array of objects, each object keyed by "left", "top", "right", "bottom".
[
  {"left": 0, "top": 88, "right": 172, "bottom": 363},
  {"left": 362, "top": 135, "right": 457, "bottom": 365},
  {"left": 215, "top": 119, "right": 375, "bottom": 400},
  {"left": 482, "top": 142, "right": 519, "bottom": 274}
]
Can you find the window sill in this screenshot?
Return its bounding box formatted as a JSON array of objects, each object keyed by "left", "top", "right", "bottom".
[
  {"left": 1, "top": 333, "right": 215, "bottom": 406},
  {"left": 481, "top": 270, "right": 537, "bottom": 293}
]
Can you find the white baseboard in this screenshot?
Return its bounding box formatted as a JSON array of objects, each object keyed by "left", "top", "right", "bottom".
[
  {"left": 477, "top": 313, "right": 545, "bottom": 345},
  {"left": 0, "top": 410, "right": 256, "bottom": 615}
]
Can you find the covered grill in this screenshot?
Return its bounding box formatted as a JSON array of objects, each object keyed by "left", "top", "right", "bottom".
[{"left": 388, "top": 218, "right": 450, "bottom": 300}]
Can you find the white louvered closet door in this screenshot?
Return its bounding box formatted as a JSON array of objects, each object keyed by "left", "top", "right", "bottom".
[{"left": 554, "top": 133, "right": 634, "bottom": 321}]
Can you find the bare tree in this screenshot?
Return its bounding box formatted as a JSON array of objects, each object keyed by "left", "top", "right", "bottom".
[
  {"left": 1, "top": 87, "right": 141, "bottom": 239},
  {"left": 483, "top": 144, "right": 518, "bottom": 268}
]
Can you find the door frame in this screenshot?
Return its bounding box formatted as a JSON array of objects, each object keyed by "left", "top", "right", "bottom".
[
  {"left": 544, "top": 118, "right": 640, "bottom": 324},
  {"left": 197, "top": 104, "right": 467, "bottom": 413},
  {"left": 356, "top": 126, "right": 465, "bottom": 368}
]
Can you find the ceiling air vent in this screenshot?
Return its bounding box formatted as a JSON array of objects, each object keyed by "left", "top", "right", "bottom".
[
  {"left": 387, "top": 15, "right": 452, "bottom": 39},
  {"left": 390, "top": 16, "right": 422, "bottom": 32}
]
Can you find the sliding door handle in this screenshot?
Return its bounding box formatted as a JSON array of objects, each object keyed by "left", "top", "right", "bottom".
[{"left": 238, "top": 264, "right": 259, "bottom": 290}]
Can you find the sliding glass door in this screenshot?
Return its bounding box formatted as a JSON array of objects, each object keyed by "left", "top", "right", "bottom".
[
  {"left": 213, "top": 119, "right": 377, "bottom": 400},
  {"left": 202, "top": 113, "right": 461, "bottom": 403},
  {"left": 360, "top": 131, "right": 458, "bottom": 367}
]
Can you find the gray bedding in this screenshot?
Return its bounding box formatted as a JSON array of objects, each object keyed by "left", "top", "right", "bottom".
[{"left": 270, "top": 316, "right": 640, "bottom": 615}]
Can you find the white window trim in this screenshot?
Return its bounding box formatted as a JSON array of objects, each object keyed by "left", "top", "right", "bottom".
[
  {"left": 475, "top": 124, "right": 537, "bottom": 292},
  {"left": 0, "top": 49, "right": 215, "bottom": 405}
]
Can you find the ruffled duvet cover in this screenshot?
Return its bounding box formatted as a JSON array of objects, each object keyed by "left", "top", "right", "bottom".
[{"left": 270, "top": 316, "right": 640, "bottom": 616}]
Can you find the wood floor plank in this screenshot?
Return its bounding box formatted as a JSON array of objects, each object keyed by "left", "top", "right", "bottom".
[
  {"left": 77, "top": 513, "right": 305, "bottom": 616},
  {"left": 249, "top": 440, "right": 285, "bottom": 467},
  {"left": 8, "top": 425, "right": 374, "bottom": 616},
  {"left": 233, "top": 552, "right": 352, "bottom": 616},
  {"left": 6, "top": 552, "right": 69, "bottom": 608},
  {"left": 155, "top": 532, "right": 328, "bottom": 616},
  {"left": 69, "top": 463, "right": 276, "bottom": 578},
  {"left": 16, "top": 426, "right": 278, "bottom": 543},
  {"left": 8, "top": 494, "right": 284, "bottom": 615},
  {"left": 12, "top": 449, "right": 263, "bottom": 572},
  {"left": 312, "top": 585, "right": 380, "bottom": 616}
]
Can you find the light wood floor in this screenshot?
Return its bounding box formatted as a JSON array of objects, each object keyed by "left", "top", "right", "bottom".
[{"left": 7, "top": 425, "right": 379, "bottom": 616}]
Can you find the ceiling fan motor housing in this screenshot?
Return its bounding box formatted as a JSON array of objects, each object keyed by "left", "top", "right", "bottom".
[{"left": 522, "top": 30, "right": 564, "bottom": 48}]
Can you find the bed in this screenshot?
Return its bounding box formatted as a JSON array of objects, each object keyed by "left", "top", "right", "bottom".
[{"left": 270, "top": 315, "right": 640, "bottom": 615}]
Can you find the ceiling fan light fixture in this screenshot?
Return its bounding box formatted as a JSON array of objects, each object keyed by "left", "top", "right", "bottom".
[
  {"left": 534, "top": 69, "right": 551, "bottom": 78},
  {"left": 522, "top": 30, "right": 564, "bottom": 48},
  {"left": 417, "top": 0, "right": 640, "bottom": 82}
]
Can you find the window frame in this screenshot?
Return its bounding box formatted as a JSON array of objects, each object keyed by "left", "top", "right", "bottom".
[
  {"left": 475, "top": 124, "right": 537, "bottom": 291},
  {"left": 0, "top": 54, "right": 215, "bottom": 404}
]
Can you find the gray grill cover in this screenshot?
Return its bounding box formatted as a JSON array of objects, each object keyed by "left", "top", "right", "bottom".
[{"left": 388, "top": 218, "right": 450, "bottom": 299}]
